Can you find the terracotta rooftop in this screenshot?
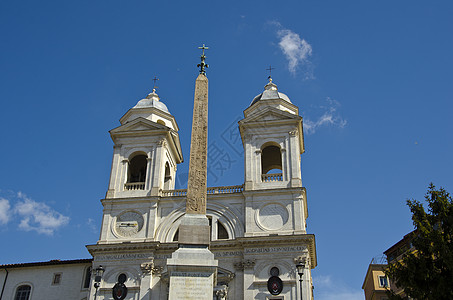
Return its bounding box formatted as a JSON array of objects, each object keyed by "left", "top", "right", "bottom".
[{"left": 0, "top": 258, "right": 92, "bottom": 269}]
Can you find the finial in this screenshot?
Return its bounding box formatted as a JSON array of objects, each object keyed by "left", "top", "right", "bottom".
[
  {"left": 146, "top": 76, "right": 160, "bottom": 100},
  {"left": 152, "top": 76, "right": 159, "bottom": 91},
  {"left": 197, "top": 44, "right": 209, "bottom": 75},
  {"left": 266, "top": 65, "right": 275, "bottom": 81}
]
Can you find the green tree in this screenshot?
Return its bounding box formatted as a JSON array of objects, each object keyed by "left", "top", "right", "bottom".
[{"left": 385, "top": 184, "right": 453, "bottom": 300}]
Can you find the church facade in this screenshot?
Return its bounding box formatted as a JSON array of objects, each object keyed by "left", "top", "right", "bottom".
[{"left": 0, "top": 75, "right": 317, "bottom": 300}]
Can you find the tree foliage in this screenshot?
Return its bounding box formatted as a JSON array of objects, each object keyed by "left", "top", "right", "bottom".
[{"left": 385, "top": 184, "right": 453, "bottom": 300}]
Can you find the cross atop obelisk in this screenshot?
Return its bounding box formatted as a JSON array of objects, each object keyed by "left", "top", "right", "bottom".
[{"left": 197, "top": 44, "right": 209, "bottom": 75}]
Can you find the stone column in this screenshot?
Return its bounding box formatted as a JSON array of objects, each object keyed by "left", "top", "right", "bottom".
[
  {"left": 144, "top": 155, "right": 153, "bottom": 191},
  {"left": 106, "top": 144, "right": 121, "bottom": 198},
  {"left": 150, "top": 140, "right": 165, "bottom": 196},
  {"left": 120, "top": 158, "right": 128, "bottom": 192},
  {"left": 289, "top": 129, "right": 302, "bottom": 187}
]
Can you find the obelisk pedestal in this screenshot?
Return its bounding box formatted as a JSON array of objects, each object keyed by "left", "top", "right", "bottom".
[
  {"left": 167, "top": 50, "right": 218, "bottom": 299},
  {"left": 167, "top": 215, "right": 217, "bottom": 299}
]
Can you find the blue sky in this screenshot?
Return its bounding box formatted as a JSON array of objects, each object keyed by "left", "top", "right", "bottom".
[{"left": 1, "top": 1, "right": 452, "bottom": 299}]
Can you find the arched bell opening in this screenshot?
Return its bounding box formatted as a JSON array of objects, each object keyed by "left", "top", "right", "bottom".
[
  {"left": 125, "top": 152, "right": 147, "bottom": 190},
  {"left": 163, "top": 162, "right": 172, "bottom": 190},
  {"left": 261, "top": 143, "right": 283, "bottom": 182}
]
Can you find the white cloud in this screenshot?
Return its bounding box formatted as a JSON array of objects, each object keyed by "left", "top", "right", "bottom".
[
  {"left": 0, "top": 198, "right": 11, "bottom": 225},
  {"left": 14, "top": 192, "right": 69, "bottom": 235},
  {"left": 314, "top": 275, "right": 363, "bottom": 300},
  {"left": 87, "top": 218, "right": 97, "bottom": 233},
  {"left": 272, "top": 22, "right": 313, "bottom": 77},
  {"left": 304, "top": 97, "right": 347, "bottom": 134}
]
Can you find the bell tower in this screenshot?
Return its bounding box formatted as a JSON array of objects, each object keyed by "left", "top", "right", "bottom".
[
  {"left": 97, "top": 87, "right": 183, "bottom": 244},
  {"left": 239, "top": 78, "right": 304, "bottom": 191},
  {"left": 105, "top": 88, "right": 183, "bottom": 199}
]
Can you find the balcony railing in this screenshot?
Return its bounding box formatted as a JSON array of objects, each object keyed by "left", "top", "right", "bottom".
[
  {"left": 124, "top": 182, "right": 145, "bottom": 190},
  {"left": 261, "top": 173, "right": 283, "bottom": 182},
  {"left": 207, "top": 185, "right": 244, "bottom": 194},
  {"left": 161, "top": 189, "right": 187, "bottom": 197},
  {"left": 161, "top": 185, "right": 244, "bottom": 197}
]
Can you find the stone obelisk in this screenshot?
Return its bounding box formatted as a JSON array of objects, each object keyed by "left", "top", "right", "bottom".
[{"left": 167, "top": 45, "right": 218, "bottom": 300}]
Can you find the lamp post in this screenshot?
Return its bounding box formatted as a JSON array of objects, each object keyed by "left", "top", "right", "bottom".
[
  {"left": 93, "top": 265, "right": 105, "bottom": 300},
  {"left": 296, "top": 261, "right": 305, "bottom": 300}
]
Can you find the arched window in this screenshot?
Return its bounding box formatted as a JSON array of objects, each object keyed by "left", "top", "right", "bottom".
[
  {"left": 125, "top": 153, "right": 147, "bottom": 190},
  {"left": 157, "top": 119, "right": 166, "bottom": 126},
  {"left": 261, "top": 144, "right": 283, "bottom": 182},
  {"left": 83, "top": 266, "right": 92, "bottom": 289},
  {"left": 14, "top": 285, "right": 31, "bottom": 300},
  {"left": 164, "top": 162, "right": 171, "bottom": 190},
  {"left": 217, "top": 222, "right": 229, "bottom": 240}
]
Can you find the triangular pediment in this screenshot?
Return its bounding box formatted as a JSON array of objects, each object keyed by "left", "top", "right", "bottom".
[
  {"left": 110, "top": 117, "right": 168, "bottom": 134},
  {"left": 243, "top": 106, "right": 300, "bottom": 124}
]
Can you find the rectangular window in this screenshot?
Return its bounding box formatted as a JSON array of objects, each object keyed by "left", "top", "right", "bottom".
[
  {"left": 52, "top": 273, "right": 62, "bottom": 285},
  {"left": 379, "top": 275, "right": 388, "bottom": 288}
]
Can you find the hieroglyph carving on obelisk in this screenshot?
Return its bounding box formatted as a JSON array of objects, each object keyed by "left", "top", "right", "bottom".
[{"left": 186, "top": 44, "right": 209, "bottom": 214}]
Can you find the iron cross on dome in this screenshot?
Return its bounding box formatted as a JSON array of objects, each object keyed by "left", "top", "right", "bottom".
[
  {"left": 151, "top": 76, "right": 159, "bottom": 93},
  {"left": 266, "top": 65, "right": 275, "bottom": 80}
]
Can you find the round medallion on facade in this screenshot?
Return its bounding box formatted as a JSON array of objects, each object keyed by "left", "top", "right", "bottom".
[
  {"left": 267, "top": 276, "right": 283, "bottom": 295},
  {"left": 258, "top": 203, "right": 289, "bottom": 231},
  {"left": 114, "top": 211, "right": 144, "bottom": 237}
]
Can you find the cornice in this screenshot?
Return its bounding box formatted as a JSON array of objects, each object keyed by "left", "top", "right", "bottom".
[
  {"left": 86, "top": 241, "right": 162, "bottom": 255},
  {"left": 243, "top": 98, "right": 299, "bottom": 117},
  {"left": 210, "top": 234, "right": 317, "bottom": 268},
  {"left": 86, "top": 234, "right": 317, "bottom": 268},
  {"left": 240, "top": 118, "right": 302, "bottom": 130},
  {"left": 101, "top": 196, "right": 161, "bottom": 205},
  {"left": 119, "top": 107, "right": 178, "bottom": 129},
  {"left": 242, "top": 186, "right": 306, "bottom": 197}
]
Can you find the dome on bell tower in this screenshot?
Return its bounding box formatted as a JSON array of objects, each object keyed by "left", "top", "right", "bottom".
[
  {"left": 245, "top": 78, "right": 298, "bottom": 118},
  {"left": 250, "top": 78, "right": 291, "bottom": 106},
  {"left": 133, "top": 89, "right": 170, "bottom": 113},
  {"left": 119, "top": 88, "right": 179, "bottom": 131}
]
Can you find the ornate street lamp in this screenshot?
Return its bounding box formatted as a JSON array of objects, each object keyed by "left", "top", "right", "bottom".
[
  {"left": 296, "top": 261, "right": 305, "bottom": 300},
  {"left": 93, "top": 265, "right": 105, "bottom": 300}
]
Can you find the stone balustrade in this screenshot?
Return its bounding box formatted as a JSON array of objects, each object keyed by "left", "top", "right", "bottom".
[
  {"left": 261, "top": 173, "right": 283, "bottom": 182},
  {"left": 161, "top": 185, "right": 244, "bottom": 197},
  {"left": 207, "top": 185, "right": 244, "bottom": 194},
  {"left": 124, "top": 182, "right": 145, "bottom": 190},
  {"left": 161, "top": 189, "right": 188, "bottom": 197}
]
